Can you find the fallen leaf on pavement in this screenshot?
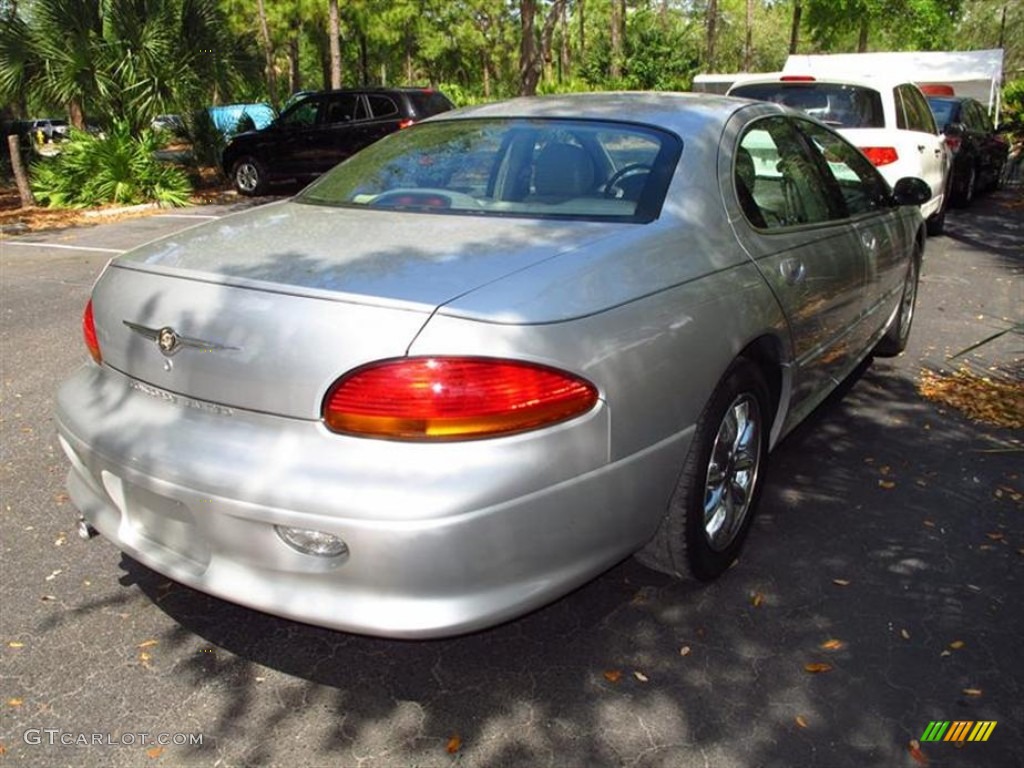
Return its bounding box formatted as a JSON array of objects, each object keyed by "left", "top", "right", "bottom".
[
  {"left": 137, "top": 639, "right": 159, "bottom": 649},
  {"left": 901, "top": 629, "right": 911, "bottom": 640},
  {"left": 832, "top": 579, "right": 851, "bottom": 587},
  {"left": 820, "top": 639, "right": 844, "bottom": 651},
  {"left": 750, "top": 592, "right": 765, "bottom": 608},
  {"left": 603, "top": 670, "right": 622, "bottom": 683},
  {"left": 918, "top": 367, "right": 1024, "bottom": 429},
  {"left": 679, "top": 645, "right": 692, "bottom": 657},
  {"left": 962, "top": 688, "right": 983, "bottom": 697},
  {"left": 948, "top": 640, "right": 966, "bottom": 650},
  {"left": 146, "top": 746, "right": 164, "bottom": 759},
  {"left": 633, "top": 671, "right": 649, "bottom": 683},
  {"left": 878, "top": 479, "right": 896, "bottom": 490},
  {"left": 804, "top": 663, "right": 833, "bottom": 674},
  {"left": 795, "top": 715, "right": 809, "bottom": 728},
  {"left": 922, "top": 519, "right": 935, "bottom": 527},
  {"left": 8, "top": 641, "right": 24, "bottom": 649},
  {"left": 446, "top": 734, "right": 461, "bottom": 754},
  {"left": 986, "top": 532, "right": 1004, "bottom": 541}
]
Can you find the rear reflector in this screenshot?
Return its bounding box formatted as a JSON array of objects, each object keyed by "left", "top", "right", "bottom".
[
  {"left": 861, "top": 146, "right": 899, "bottom": 167},
  {"left": 323, "top": 357, "right": 599, "bottom": 440},
  {"left": 945, "top": 135, "right": 962, "bottom": 154},
  {"left": 780, "top": 75, "right": 816, "bottom": 82},
  {"left": 83, "top": 299, "right": 101, "bottom": 364},
  {"left": 398, "top": 118, "right": 415, "bottom": 129}
]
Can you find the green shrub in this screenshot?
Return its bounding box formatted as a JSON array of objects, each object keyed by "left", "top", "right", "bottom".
[{"left": 31, "top": 121, "right": 192, "bottom": 208}]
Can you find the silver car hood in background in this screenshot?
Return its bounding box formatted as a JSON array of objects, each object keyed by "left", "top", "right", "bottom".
[{"left": 116, "top": 200, "right": 627, "bottom": 310}]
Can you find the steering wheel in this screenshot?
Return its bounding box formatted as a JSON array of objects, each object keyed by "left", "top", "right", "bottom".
[{"left": 604, "top": 163, "right": 653, "bottom": 198}]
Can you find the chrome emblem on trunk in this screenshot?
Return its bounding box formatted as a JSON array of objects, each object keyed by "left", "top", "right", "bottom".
[
  {"left": 123, "top": 321, "right": 239, "bottom": 357},
  {"left": 157, "top": 327, "right": 180, "bottom": 355}
]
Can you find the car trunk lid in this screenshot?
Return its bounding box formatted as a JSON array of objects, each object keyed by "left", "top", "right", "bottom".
[{"left": 95, "top": 201, "right": 623, "bottom": 419}]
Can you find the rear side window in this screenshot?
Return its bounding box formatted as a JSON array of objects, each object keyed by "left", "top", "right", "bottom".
[
  {"left": 367, "top": 94, "right": 400, "bottom": 119},
  {"left": 323, "top": 94, "right": 365, "bottom": 125},
  {"left": 927, "top": 98, "right": 958, "bottom": 130},
  {"left": 407, "top": 92, "right": 455, "bottom": 118},
  {"left": 897, "top": 85, "right": 937, "bottom": 134},
  {"left": 731, "top": 82, "right": 884, "bottom": 129}
]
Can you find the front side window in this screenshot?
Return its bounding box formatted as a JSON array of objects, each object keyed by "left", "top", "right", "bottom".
[
  {"left": 279, "top": 99, "right": 319, "bottom": 128},
  {"left": 735, "top": 117, "right": 837, "bottom": 229},
  {"left": 797, "top": 120, "right": 891, "bottom": 216},
  {"left": 297, "top": 118, "right": 681, "bottom": 223}
]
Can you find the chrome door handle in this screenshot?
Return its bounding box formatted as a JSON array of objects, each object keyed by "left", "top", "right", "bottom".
[{"left": 780, "top": 258, "right": 806, "bottom": 285}]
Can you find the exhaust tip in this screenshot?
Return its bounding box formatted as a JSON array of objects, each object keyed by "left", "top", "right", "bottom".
[{"left": 77, "top": 517, "right": 99, "bottom": 540}]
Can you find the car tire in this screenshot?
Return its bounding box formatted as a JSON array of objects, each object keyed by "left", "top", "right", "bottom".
[
  {"left": 955, "top": 165, "right": 976, "bottom": 208},
  {"left": 232, "top": 156, "right": 267, "bottom": 196},
  {"left": 637, "top": 358, "right": 770, "bottom": 581},
  {"left": 875, "top": 246, "right": 921, "bottom": 357}
]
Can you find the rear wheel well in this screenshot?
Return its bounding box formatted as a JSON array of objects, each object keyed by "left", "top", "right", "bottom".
[{"left": 737, "top": 335, "right": 784, "bottom": 427}]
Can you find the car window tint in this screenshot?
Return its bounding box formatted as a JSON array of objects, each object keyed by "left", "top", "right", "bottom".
[
  {"left": 927, "top": 98, "right": 957, "bottom": 129},
  {"left": 297, "top": 118, "right": 681, "bottom": 223},
  {"left": 894, "top": 87, "right": 909, "bottom": 130},
  {"left": 797, "top": 120, "right": 890, "bottom": 216},
  {"left": 367, "top": 94, "right": 399, "bottom": 119},
  {"left": 730, "top": 83, "right": 884, "bottom": 128},
  {"left": 279, "top": 99, "right": 319, "bottom": 128},
  {"left": 323, "top": 94, "right": 363, "bottom": 125},
  {"left": 737, "top": 117, "right": 834, "bottom": 229},
  {"left": 900, "top": 86, "right": 935, "bottom": 133},
  {"left": 407, "top": 91, "right": 455, "bottom": 117}
]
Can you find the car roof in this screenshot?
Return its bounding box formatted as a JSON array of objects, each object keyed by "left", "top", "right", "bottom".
[{"left": 429, "top": 91, "right": 770, "bottom": 135}]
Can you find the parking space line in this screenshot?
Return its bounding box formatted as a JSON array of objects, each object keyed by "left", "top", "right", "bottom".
[{"left": 1, "top": 241, "right": 124, "bottom": 254}]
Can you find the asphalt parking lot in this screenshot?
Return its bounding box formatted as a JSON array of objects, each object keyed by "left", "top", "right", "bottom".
[{"left": 1, "top": 191, "right": 1021, "bottom": 767}]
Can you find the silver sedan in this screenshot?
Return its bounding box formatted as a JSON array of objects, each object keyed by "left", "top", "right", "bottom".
[{"left": 56, "top": 93, "right": 930, "bottom": 637}]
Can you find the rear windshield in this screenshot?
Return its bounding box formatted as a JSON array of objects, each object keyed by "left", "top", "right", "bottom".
[
  {"left": 926, "top": 98, "right": 958, "bottom": 128},
  {"left": 407, "top": 91, "right": 455, "bottom": 118},
  {"left": 731, "top": 82, "right": 885, "bottom": 129},
  {"left": 297, "top": 118, "right": 681, "bottom": 223}
]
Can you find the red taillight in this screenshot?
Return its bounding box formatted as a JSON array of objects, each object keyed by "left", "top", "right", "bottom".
[
  {"left": 398, "top": 118, "right": 415, "bottom": 129},
  {"left": 82, "top": 299, "right": 101, "bottom": 364},
  {"left": 861, "top": 146, "right": 899, "bottom": 167},
  {"left": 322, "top": 357, "right": 599, "bottom": 440},
  {"left": 945, "top": 135, "right": 962, "bottom": 154},
  {"left": 780, "top": 75, "right": 816, "bottom": 82}
]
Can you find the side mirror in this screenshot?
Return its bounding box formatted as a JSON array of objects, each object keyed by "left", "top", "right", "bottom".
[{"left": 892, "top": 177, "right": 932, "bottom": 207}]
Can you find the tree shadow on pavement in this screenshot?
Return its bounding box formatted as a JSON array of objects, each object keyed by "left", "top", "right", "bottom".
[{"left": 118, "top": 357, "right": 1023, "bottom": 767}]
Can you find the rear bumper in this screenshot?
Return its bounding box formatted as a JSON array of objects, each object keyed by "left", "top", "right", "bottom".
[{"left": 57, "top": 364, "right": 691, "bottom": 637}]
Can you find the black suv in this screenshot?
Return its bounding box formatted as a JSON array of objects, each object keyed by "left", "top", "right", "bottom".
[
  {"left": 926, "top": 95, "right": 1009, "bottom": 207},
  {"left": 222, "top": 87, "right": 455, "bottom": 195}
]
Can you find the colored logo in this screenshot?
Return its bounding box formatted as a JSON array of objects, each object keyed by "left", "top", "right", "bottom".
[{"left": 921, "top": 721, "right": 996, "bottom": 742}]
